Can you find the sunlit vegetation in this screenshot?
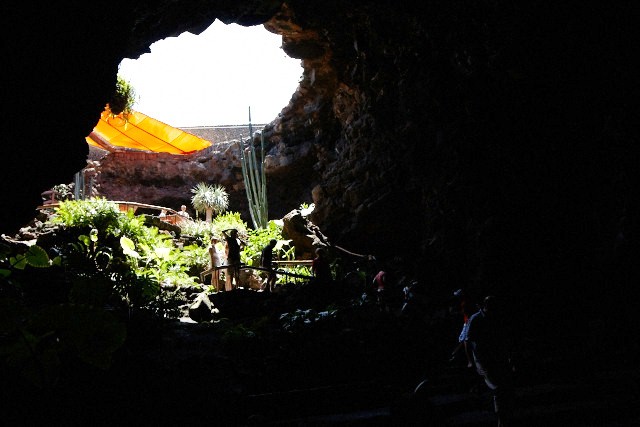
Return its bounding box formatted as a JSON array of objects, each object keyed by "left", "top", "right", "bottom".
[
  {"left": 106, "top": 75, "right": 136, "bottom": 117},
  {"left": 190, "top": 182, "right": 229, "bottom": 222},
  {"left": 0, "top": 198, "right": 323, "bottom": 387}
]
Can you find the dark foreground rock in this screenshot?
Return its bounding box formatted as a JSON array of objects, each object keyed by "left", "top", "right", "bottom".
[{"left": 3, "top": 282, "right": 638, "bottom": 426}]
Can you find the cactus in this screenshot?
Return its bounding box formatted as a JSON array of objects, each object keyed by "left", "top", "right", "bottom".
[{"left": 238, "top": 108, "right": 268, "bottom": 229}]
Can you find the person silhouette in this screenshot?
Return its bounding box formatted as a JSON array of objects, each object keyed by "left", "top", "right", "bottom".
[
  {"left": 260, "top": 239, "right": 278, "bottom": 292},
  {"left": 312, "top": 247, "right": 332, "bottom": 284},
  {"left": 207, "top": 237, "right": 223, "bottom": 291},
  {"left": 466, "top": 296, "right": 515, "bottom": 427},
  {"left": 450, "top": 288, "right": 475, "bottom": 368},
  {"left": 222, "top": 229, "right": 241, "bottom": 290},
  {"left": 372, "top": 269, "right": 391, "bottom": 312}
]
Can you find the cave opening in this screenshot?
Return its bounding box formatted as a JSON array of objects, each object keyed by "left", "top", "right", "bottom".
[
  {"left": 48, "top": 19, "right": 309, "bottom": 223},
  {"left": 3, "top": 3, "right": 637, "bottom": 423},
  {"left": 117, "top": 20, "right": 303, "bottom": 128}
]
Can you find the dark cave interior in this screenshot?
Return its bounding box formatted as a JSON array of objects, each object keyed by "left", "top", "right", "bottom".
[{"left": 2, "top": 1, "right": 637, "bottom": 424}]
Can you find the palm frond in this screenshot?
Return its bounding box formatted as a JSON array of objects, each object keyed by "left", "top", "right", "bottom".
[{"left": 190, "top": 183, "right": 229, "bottom": 215}]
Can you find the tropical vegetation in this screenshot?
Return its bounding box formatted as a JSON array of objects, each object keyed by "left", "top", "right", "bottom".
[
  {"left": 1, "top": 196, "right": 358, "bottom": 390},
  {"left": 190, "top": 182, "right": 229, "bottom": 222}
]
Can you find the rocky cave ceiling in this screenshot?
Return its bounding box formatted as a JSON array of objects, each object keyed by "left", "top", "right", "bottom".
[{"left": 2, "top": 2, "right": 636, "bottom": 314}]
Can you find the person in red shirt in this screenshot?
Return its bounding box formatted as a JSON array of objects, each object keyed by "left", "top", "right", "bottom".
[{"left": 372, "top": 270, "right": 390, "bottom": 312}]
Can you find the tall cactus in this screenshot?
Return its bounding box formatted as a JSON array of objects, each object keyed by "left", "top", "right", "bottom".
[{"left": 238, "top": 107, "right": 268, "bottom": 229}]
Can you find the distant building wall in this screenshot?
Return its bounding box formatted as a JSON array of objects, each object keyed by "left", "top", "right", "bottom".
[{"left": 180, "top": 124, "right": 267, "bottom": 144}]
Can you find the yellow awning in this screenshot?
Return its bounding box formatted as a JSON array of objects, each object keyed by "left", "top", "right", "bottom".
[{"left": 86, "top": 109, "right": 211, "bottom": 154}]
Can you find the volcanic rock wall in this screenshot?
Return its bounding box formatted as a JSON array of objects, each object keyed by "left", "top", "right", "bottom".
[
  {"left": 3, "top": 2, "right": 636, "bottom": 335},
  {"left": 93, "top": 143, "right": 244, "bottom": 213}
]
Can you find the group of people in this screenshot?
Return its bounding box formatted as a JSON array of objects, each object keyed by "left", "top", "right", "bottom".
[
  {"left": 157, "top": 205, "right": 190, "bottom": 224},
  {"left": 204, "top": 229, "right": 336, "bottom": 293},
  {"left": 201, "top": 228, "right": 243, "bottom": 292},
  {"left": 204, "top": 227, "right": 515, "bottom": 424}
]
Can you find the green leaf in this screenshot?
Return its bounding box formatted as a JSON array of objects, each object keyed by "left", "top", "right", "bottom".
[
  {"left": 154, "top": 246, "right": 171, "bottom": 260},
  {"left": 25, "top": 245, "right": 51, "bottom": 268},
  {"left": 0, "top": 268, "right": 11, "bottom": 278},
  {"left": 120, "top": 236, "right": 140, "bottom": 258},
  {"left": 9, "top": 255, "right": 27, "bottom": 270},
  {"left": 78, "top": 235, "right": 91, "bottom": 247}
]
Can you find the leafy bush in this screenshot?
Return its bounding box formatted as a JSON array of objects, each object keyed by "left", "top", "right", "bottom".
[
  {"left": 180, "top": 211, "right": 249, "bottom": 244},
  {"left": 116, "top": 209, "right": 159, "bottom": 246},
  {"left": 277, "top": 265, "right": 312, "bottom": 285},
  {"left": 46, "top": 198, "right": 200, "bottom": 308},
  {"left": 0, "top": 242, "right": 127, "bottom": 387},
  {"left": 107, "top": 75, "right": 136, "bottom": 117},
  {"left": 51, "top": 198, "right": 121, "bottom": 235},
  {"left": 242, "top": 220, "right": 292, "bottom": 266},
  {"left": 211, "top": 211, "right": 248, "bottom": 238},
  {"left": 178, "top": 219, "right": 216, "bottom": 244},
  {"left": 51, "top": 183, "right": 74, "bottom": 201},
  {"left": 3, "top": 244, "right": 60, "bottom": 271},
  {"left": 180, "top": 243, "right": 210, "bottom": 274}
]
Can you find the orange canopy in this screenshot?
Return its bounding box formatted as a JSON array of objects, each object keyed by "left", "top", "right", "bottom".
[{"left": 86, "top": 109, "right": 211, "bottom": 154}]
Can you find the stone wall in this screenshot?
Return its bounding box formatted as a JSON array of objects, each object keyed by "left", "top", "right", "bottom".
[
  {"left": 94, "top": 141, "right": 247, "bottom": 217},
  {"left": 180, "top": 124, "right": 267, "bottom": 144}
]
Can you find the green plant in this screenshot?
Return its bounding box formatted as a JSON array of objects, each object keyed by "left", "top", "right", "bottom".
[
  {"left": 106, "top": 75, "right": 136, "bottom": 117},
  {"left": 51, "top": 197, "right": 121, "bottom": 234},
  {"left": 1, "top": 242, "right": 126, "bottom": 387},
  {"left": 211, "top": 212, "right": 248, "bottom": 238},
  {"left": 5, "top": 244, "right": 60, "bottom": 271},
  {"left": 47, "top": 198, "right": 199, "bottom": 308},
  {"left": 242, "top": 220, "right": 292, "bottom": 266},
  {"left": 178, "top": 219, "right": 216, "bottom": 243},
  {"left": 49, "top": 183, "right": 74, "bottom": 201},
  {"left": 238, "top": 131, "right": 268, "bottom": 229},
  {"left": 67, "top": 230, "right": 113, "bottom": 273},
  {"left": 190, "top": 182, "right": 229, "bottom": 223},
  {"left": 61, "top": 229, "right": 150, "bottom": 309},
  {"left": 277, "top": 265, "right": 311, "bottom": 285},
  {"left": 180, "top": 243, "right": 211, "bottom": 274},
  {"left": 119, "top": 234, "right": 198, "bottom": 290},
  {"left": 179, "top": 212, "right": 248, "bottom": 245}
]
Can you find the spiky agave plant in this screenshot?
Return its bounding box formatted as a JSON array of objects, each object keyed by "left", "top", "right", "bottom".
[{"left": 190, "top": 183, "right": 229, "bottom": 223}]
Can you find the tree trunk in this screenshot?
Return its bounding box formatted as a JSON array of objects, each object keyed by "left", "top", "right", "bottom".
[{"left": 206, "top": 208, "right": 213, "bottom": 223}]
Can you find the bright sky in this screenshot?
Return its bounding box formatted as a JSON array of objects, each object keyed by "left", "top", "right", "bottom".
[{"left": 118, "top": 20, "right": 303, "bottom": 127}]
